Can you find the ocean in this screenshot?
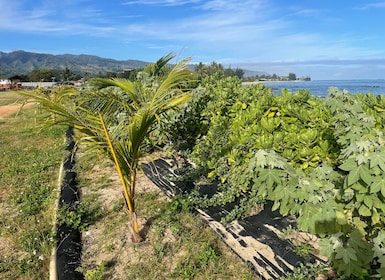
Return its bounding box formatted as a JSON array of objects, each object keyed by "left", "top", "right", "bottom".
[{"left": 259, "top": 80, "right": 385, "bottom": 97}]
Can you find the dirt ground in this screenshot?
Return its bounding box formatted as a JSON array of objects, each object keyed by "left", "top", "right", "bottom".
[
  {"left": 0, "top": 103, "right": 34, "bottom": 120},
  {"left": 0, "top": 104, "right": 24, "bottom": 119}
]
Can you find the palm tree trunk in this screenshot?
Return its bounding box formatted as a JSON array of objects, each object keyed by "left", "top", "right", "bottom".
[
  {"left": 128, "top": 163, "right": 142, "bottom": 242},
  {"left": 100, "top": 113, "right": 142, "bottom": 242},
  {"left": 121, "top": 192, "right": 141, "bottom": 242},
  {"left": 130, "top": 211, "right": 141, "bottom": 242}
]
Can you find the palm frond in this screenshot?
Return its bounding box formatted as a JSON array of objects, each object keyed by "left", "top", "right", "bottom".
[
  {"left": 16, "top": 53, "right": 193, "bottom": 242},
  {"left": 144, "top": 52, "right": 175, "bottom": 76}
]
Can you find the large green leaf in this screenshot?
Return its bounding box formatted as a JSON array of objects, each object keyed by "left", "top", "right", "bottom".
[
  {"left": 371, "top": 177, "right": 385, "bottom": 194},
  {"left": 335, "top": 246, "right": 358, "bottom": 264},
  {"left": 359, "top": 165, "right": 372, "bottom": 185},
  {"left": 339, "top": 158, "right": 357, "bottom": 172},
  {"left": 369, "top": 151, "right": 385, "bottom": 171},
  {"left": 296, "top": 203, "right": 320, "bottom": 231},
  {"left": 258, "top": 168, "right": 284, "bottom": 189},
  {"left": 358, "top": 204, "right": 371, "bottom": 217},
  {"left": 347, "top": 167, "right": 360, "bottom": 186}
]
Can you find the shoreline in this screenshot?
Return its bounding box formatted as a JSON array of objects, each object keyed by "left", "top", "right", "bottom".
[{"left": 242, "top": 80, "right": 307, "bottom": 86}]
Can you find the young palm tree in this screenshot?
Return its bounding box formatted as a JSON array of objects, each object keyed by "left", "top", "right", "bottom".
[{"left": 17, "top": 53, "right": 192, "bottom": 242}]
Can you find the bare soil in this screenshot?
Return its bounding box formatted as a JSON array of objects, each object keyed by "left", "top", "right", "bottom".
[
  {"left": 0, "top": 104, "right": 23, "bottom": 119},
  {"left": 0, "top": 103, "right": 34, "bottom": 120},
  {"left": 78, "top": 159, "right": 173, "bottom": 279}
]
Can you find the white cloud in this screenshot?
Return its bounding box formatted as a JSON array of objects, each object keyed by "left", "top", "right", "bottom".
[
  {"left": 355, "top": 1, "right": 385, "bottom": 10},
  {"left": 122, "top": 0, "right": 202, "bottom": 6},
  {"left": 0, "top": 0, "right": 115, "bottom": 35}
]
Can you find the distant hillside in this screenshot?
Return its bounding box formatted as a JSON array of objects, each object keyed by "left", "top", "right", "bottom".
[
  {"left": 0, "top": 50, "right": 272, "bottom": 80},
  {"left": 0, "top": 50, "right": 149, "bottom": 78}
]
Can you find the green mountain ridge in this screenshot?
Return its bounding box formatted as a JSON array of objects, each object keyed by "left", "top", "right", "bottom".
[
  {"left": 0, "top": 50, "right": 149, "bottom": 78},
  {"left": 0, "top": 50, "right": 268, "bottom": 79}
]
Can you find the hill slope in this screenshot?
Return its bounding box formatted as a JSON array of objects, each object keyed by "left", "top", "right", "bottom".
[{"left": 0, "top": 50, "right": 149, "bottom": 78}]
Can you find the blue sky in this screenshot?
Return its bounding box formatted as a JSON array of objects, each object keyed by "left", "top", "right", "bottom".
[{"left": 1, "top": 0, "right": 385, "bottom": 80}]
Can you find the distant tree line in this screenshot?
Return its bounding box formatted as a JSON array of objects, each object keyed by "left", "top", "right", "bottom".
[
  {"left": 243, "top": 72, "right": 311, "bottom": 82},
  {"left": 24, "top": 67, "right": 82, "bottom": 82},
  {"left": 11, "top": 67, "right": 142, "bottom": 82},
  {"left": 194, "top": 62, "right": 245, "bottom": 80},
  {"left": 11, "top": 63, "right": 309, "bottom": 83},
  {"left": 193, "top": 62, "right": 310, "bottom": 82}
]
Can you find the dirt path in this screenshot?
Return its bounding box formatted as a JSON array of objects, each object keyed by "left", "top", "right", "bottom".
[{"left": 0, "top": 104, "right": 33, "bottom": 120}]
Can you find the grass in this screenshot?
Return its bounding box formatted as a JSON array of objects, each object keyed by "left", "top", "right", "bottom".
[
  {"left": 0, "top": 92, "right": 66, "bottom": 279},
  {"left": 0, "top": 91, "right": 22, "bottom": 106},
  {"left": 76, "top": 152, "right": 258, "bottom": 279}
]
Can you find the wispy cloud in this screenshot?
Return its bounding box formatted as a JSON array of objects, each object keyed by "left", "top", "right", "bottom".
[
  {"left": 117, "top": 1, "right": 363, "bottom": 63},
  {"left": 122, "top": 0, "right": 202, "bottom": 6},
  {"left": 354, "top": 1, "right": 385, "bottom": 10},
  {"left": 0, "top": 0, "right": 115, "bottom": 35}
]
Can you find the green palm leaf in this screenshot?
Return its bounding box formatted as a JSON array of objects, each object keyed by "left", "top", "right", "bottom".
[{"left": 15, "top": 52, "right": 192, "bottom": 242}]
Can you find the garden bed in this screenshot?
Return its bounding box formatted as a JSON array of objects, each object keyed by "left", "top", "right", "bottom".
[{"left": 74, "top": 152, "right": 256, "bottom": 279}]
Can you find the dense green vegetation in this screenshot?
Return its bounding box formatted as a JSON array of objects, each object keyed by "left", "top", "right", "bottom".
[
  {"left": 170, "top": 76, "right": 385, "bottom": 278},
  {"left": 6, "top": 51, "right": 384, "bottom": 278}
]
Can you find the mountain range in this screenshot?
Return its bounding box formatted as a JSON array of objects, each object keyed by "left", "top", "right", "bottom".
[
  {"left": 0, "top": 50, "right": 266, "bottom": 79},
  {"left": 0, "top": 50, "right": 149, "bottom": 78}
]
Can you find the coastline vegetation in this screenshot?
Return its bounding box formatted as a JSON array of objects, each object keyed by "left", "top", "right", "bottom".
[
  {"left": 170, "top": 75, "right": 385, "bottom": 278},
  {"left": 4, "top": 52, "right": 385, "bottom": 279}
]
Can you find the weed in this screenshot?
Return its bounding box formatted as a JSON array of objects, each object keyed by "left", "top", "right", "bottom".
[
  {"left": 169, "top": 193, "right": 195, "bottom": 213},
  {"left": 77, "top": 262, "right": 106, "bottom": 280},
  {"left": 104, "top": 243, "right": 115, "bottom": 252},
  {"left": 57, "top": 200, "right": 104, "bottom": 231},
  {"left": 279, "top": 262, "right": 329, "bottom": 280},
  {"left": 292, "top": 243, "right": 314, "bottom": 258},
  {"left": 171, "top": 241, "right": 219, "bottom": 278},
  {"left": 196, "top": 242, "right": 220, "bottom": 267},
  {"left": 84, "top": 263, "right": 106, "bottom": 280},
  {"left": 111, "top": 200, "right": 124, "bottom": 212},
  {"left": 152, "top": 241, "right": 171, "bottom": 261},
  {"left": 279, "top": 225, "right": 296, "bottom": 239}
]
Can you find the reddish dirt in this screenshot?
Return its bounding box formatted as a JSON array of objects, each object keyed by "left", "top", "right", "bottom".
[
  {"left": 0, "top": 103, "right": 34, "bottom": 120},
  {"left": 0, "top": 104, "right": 24, "bottom": 119}
]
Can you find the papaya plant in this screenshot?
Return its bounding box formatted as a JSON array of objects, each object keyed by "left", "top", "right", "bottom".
[
  {"left": 16, "top": 53, "right": 192, "bottom": 242},
  {"left": 316, "top": 89, "right": 385, "bottom": 277}
]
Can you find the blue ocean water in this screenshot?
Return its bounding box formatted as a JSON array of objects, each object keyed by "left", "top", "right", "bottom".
[{"left": 260, "top": 80, "right": 385, "bottom": 97}]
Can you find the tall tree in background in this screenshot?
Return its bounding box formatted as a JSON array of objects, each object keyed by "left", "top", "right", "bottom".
[{"left": 288, "top": 72, "right": 297, "bottom": 80}]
